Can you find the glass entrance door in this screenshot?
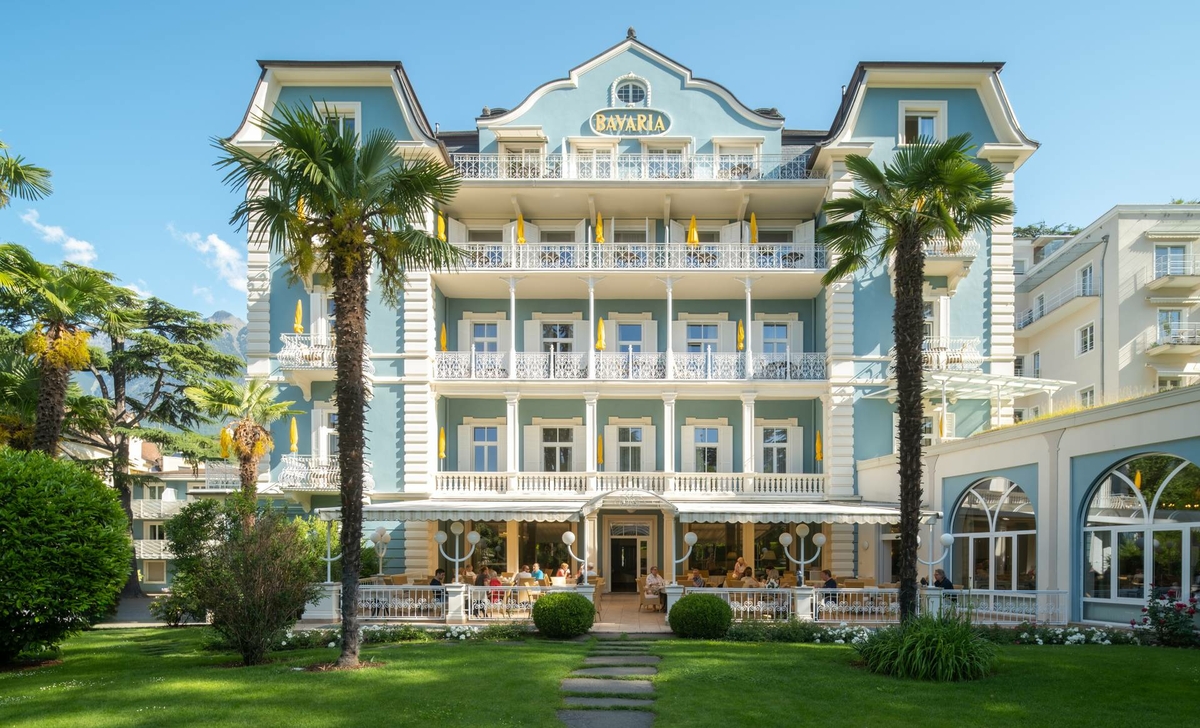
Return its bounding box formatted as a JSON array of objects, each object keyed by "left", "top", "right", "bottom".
[{"left": 610, "top": 538, "right": 641, "bottom": 592}]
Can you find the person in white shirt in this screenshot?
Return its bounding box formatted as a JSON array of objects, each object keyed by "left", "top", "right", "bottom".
[
  {"left": 644, "top": 566, "right": 667, "bottom": 610},
  {"left": 517, "top": 564, "right": 533, "bottom": 579}
]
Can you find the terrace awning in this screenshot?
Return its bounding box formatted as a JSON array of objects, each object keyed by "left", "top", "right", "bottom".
[
  {"left": 677, "top": 501, "right": 939, "bottom": 525},
  {"left": 865, "top": 371, "right": 1073, "bottom": 401},
  {"left": 316, "top": 499, "right": 582, "bottom": 523}
]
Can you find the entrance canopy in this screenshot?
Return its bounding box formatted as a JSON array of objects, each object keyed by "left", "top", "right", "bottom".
[
  {"left": 316, "top": 499, "right": 582, "bottom": 523},
  {"left": 677, "top": 501, "right": 939, "bottom": 525},
  {"left": 865, "top": 371, "right": 1074, "bottom": 401}
]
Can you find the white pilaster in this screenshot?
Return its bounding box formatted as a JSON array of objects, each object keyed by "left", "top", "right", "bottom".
[
  {"left": 664, "top": 512, "right": 676, "bottom": 582},
  {"left": 661, "top": 277, "right": 675, "bottom": 377},
  {"left": 402, "top": 521, "right": 433, "bottom": 576},
  {"left": 740, "top": 393, "right": 755, "bottom": 477},
  {"left": 584, "top": 393, "right": 598, "bottom": 485},
  {"left": 244, "top": 179, "right": 272, "bottom": 377},
  {"left": 662, "top": 393, "right": 677, "bottom": 478},
  {"left": 824, "top": 154, "right": 859, "bottom": 498},
  {"left": 586, "top": 277, "right": 597, "bottom": 379},
  {"left": 977, "top": 153, "right": 1018, "bottom": 425},
  {"left": 829, "top": 523, "right": 856, "bottom": 577},
  {"left": 507, "top": 277, "right": 520, "bottom": 376},
  {"left": 402, "top": 272, "right": 436, "bottom": 494},
  {"left": 505, "top": 392, "right": 520, "bottom": 491},
  {"left": 744, "top": 277, "right": 754, "bottom": 379}
]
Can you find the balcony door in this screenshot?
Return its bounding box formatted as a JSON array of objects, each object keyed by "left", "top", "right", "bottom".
[
  {"left": 1155, "top": 245, "right": 1186, "bottom": 277},
  {"left": 456, "top": 419, "right": 507, "bottom": 473}
]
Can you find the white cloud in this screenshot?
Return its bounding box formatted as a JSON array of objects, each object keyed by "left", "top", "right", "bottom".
[
  {"left": 169, "top": 224, "right": 247, "bottom": 293},
  {"left": 192, "top": 285, "right": 214, "bottom": 304},
  {"left": 20, "top": 209, "right": 98, "bottom": 265},
  {"left": 126, "top": 279, "right": 152, "bottom": 297}
]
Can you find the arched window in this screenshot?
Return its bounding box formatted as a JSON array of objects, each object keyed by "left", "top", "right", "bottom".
[
  {"left": 949, "top": 478, "right": 1036, "bottom": 591},
  {"left": 616, "top": 81, "right": 646, "bottom": 105},
  {"left": 1082, "top": 454, "right": 1200, "bottom": 623}
]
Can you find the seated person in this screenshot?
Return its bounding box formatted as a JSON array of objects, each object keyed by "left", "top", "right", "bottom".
[
  {"left": 530, "top": 562, "right": 545, "bottom": 580},
  {"left": 741, "top": 570, "right": 762, "bottom": 588},
  {"left": 430, "top": 568, "right": 447, "bottom": 601},
  {"left": 576, "top": 563, "right": 598, "bottom": 584},
  {"left": 517, "top": 564, "right": 533, "bottom": 579},
  {"left": 461, "top": 564, "right": 477, "bottom": 584},
  {"left": 690, "top": 569, "right": 706, "bottom": 588},
  {"left": 732, "top": 557, "right": 748, "bottom": 578},
  {"left": 932, "top": 568, "right": 954, "bottom": 590},
  {"left": 821, "top": 569, "right": 838, "bottom": 589},
  {"left": 644, "top": 566, "right": 667, "bottom": 609},
  {"left": 474, "top": 567, "right": 490, "bottom": 587},
  {"left": 765, "top": 566, "right": 781, "bottom": 582},
  {"left": 555, "top": 562, "right": 571, "bottom": 578}
]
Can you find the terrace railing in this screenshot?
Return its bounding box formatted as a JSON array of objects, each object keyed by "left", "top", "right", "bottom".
[
  {"left": 279, "top": 454, "right": 375, "bottom": 493},
  {"left": 452, "top": 242, "right": 827, "bottom": 272},
  {"left": 466, "top": 585, "right": 556, "bottom": 621},
  {"left": 451, "top": 153, "right": 820, "bottom": 182},
  {"left": 431, "top": 472, "right": 826, "bottom": 497},
  {"left": 278, "top": 334, "right": 375, "bottom": 375},
  {"left": 684, "top": 587, "right": 792, "bottom": 621},
  {"left": 356, "top": 585, "right": 446, "bottom": 621},
  {"left": 1016, "top": 283, "right": 1099, "bottom": 330},
  {"left": 1153, "top": 254, "right": 1200, "bottom": 279}
]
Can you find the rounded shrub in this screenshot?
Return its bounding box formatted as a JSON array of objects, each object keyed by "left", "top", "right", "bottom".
[
  {"left": 856, "top": 613, "right": 996, "bottom": 681},
  {"left": 0, "top": 450, "right": 130, "bottom": 663},
  {"left": 531, "top": 592, "right": 594, "bottom": 638},
  {"left": 668, "top": 593, "right": 733, "bottom": 639}
]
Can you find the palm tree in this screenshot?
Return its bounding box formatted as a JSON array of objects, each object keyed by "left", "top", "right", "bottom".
[
  {"left": 185, "top": 379, "right": 298, "bottom": 505},
  {"left": 819, "top": 134, "right": 1014, "bottom": 622},
  {"left": 0, "top": 244, "right": 132, "bottom": 454},
  {"left": 214, "top": 103, "right": 461, "bottom": 666},
  {"left": 0, "top": 140, "right": 53, "bottom": 209}
]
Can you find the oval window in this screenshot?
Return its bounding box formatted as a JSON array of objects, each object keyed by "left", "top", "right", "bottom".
[{"left": 616, "top": 82, "right": 646, "bottom": 104}]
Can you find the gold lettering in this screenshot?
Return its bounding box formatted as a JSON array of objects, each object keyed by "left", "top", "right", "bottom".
[
  {"left": 594, "top": 113, "right": 607, "bottom": 132},
  {"left": 654, "top": 116, "right": 666, "bottom": 132},
  {"left": 616, "top": 115, "right": 628, "bottom": 132},
  {"left": 637, "top": 114, "right": 648, "bottom": 132}
]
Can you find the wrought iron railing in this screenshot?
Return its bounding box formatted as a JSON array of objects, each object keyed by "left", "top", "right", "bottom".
[
  {"left": 451, "top": 153, "right": 820, "bottom": 181},
  {"left": 451, "top": 242, "right": 827, "bottom": 271},
  {"left": 197, "top": 461, "right": 241, "bottom": 491},
  {"left": 279, "top": 454, "right": 375, "bottom": 493},
  {"left": 751, "top": 352, "right": 826, "bottom": 380},
  {"left": 131, "top": 499, "right": 187, "bottom": 520},
  {"left": 278, "top": 333, "right": 375, "bottom": 375},
  {"left": 673, "top": 351, "right": 744, "bottom": 380},
  {"left": 1016, "top": 283, "right": 1099, "bottom": 329},
  {"left": 357, "top": 585, "right": 446, "bottom": 621},
  {"left": 430, "top": 472, "right": 826, "bottom": 497},
  {"left": 889, "top": 336, "right": 983, "bottom": 373},
  {"left": 923, "top": 237, "right": 981, "bottom": 257},
  {"left": 432, "top": 349, "right": 826, "bottom": 381},
  {"left": 466, "top": 585, "right": 556, "bottom": 621},
  {"left": 684, "top": 587, "right": 792, "bottom": 621}
]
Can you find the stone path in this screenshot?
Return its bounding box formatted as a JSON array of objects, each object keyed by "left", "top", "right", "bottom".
[{"left": 558, "top": 638, "right": 663, "bottom": 727}]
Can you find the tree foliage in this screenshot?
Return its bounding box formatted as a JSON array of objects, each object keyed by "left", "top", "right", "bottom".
[
  {"left": 0, "top": 449, "right": 129, "bottom": 663},
  {"left": 1012, "top": 221, "right": 1080, "bottom": 238},
  {"left": 819, "top": 134, "right": 1013, "bottom": 622},
  {"left": 0, "top": 139, "right": 53, "bottom": 210}
]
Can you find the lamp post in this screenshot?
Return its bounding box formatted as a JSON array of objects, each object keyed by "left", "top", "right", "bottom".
[
  {"left": 779, "top": 524, "right": 827, "bottom": 580},
  {"left": 561, "top": 531, "right": 589, "bottom": 585},
  {"left": 434, "top": 522, "right": 481, "bottom": 583},
  {"left": 368, "top": 526, "right": 392, "bottom": 576},
  {"left": 674, "top": 531, "right": 699, "bottom": 571},
  {"left": 918, "top": 530, "right": 956, "bottom": 570}
]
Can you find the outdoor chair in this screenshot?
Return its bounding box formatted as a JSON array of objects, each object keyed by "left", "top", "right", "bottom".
[
  {"left": 725, "top": 577, "right": 742, "bottom": 588},
  {"left": 637, "top": 577, "right": 657, "bottom": 612},
  {"left": 844, "top": 579, "right": 865, "bottom": 588}
]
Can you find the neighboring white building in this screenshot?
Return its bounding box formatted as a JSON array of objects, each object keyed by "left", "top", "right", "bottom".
[{"left": 1012, "top": 205, "right": 1200, "bottom": 417}]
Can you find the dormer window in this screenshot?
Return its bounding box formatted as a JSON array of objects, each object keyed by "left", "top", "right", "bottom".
[
  {"left": 897, "top": 100, "right": 947, "bottom": 144},
  {"left": 314, "top": 102, "right": 362, "bottom": 141},
  {"left": 616, "top": 82, "right": 646, "bottom": 105}
]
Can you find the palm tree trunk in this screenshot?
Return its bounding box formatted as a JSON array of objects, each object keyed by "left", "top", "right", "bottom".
[
  {"left": 331, "top": 249, "right": 369, "bottom": 668},
  {"left": 893, "top": 229, "right": 926, "bottom": 623},
  {"left": 31, "top": 329, "right": 70, "bottom": 455},
  {"left": 111, "top": 336, "right": 144, "bottom": 598}
]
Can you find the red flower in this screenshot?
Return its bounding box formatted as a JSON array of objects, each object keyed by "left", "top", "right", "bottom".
[
  {"left": 1190, "top": 596, "right": 1197, "bottom": 604},
  {"left": 1175, "top": 603, "right": 1186, "bottom": 612},
  {"left": 1143, "top": 617, "right": 1150, "bottom": 624},
  {"left": 1130, "top": 619, "right": 1137, "bottom": 627},
  {"left": 1142, "top": 607, "right": 1148, "bottom": 612},
  {"left": 1189, "top": 608, "right": 1197, "bottom": 616},
  {"left": 1168, "top": 589, "right": 1177, "bottom": 599}
]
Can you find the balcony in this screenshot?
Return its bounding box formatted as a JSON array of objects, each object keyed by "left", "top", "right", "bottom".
[
  {"left": 131, "top": 498, "right": 187, "bottom": 520},
  {"left": 433, "top": 472, "right": 826, "bottom": 498},
  {"left": 277, "top": 334, "right": 375, "bottom": 399},
  {"left": 1146, "top": 256, "right": 1200, "bottom": 291},
  {"left": 433, "top": 350, "right": 827, "bottom": 382},
  {"left": 1015, "top": 282, "right": 1099, "bottom": 336},
  {"left": 453, "top": 241, "right": 827, "bottom": 272},
  {"left": 279, "top": 454, "right": 375, "bottom": 493},
  {"left": 889, "top": 337, "right": 984, "bottom": 373},
  {"left": 890, "top": 237, "right": 980, "bottom": 295},
  {"left": 195, "top": 461, "right": 241, "bottom": 492},
  {"left": 451, "top": 153, "right": 821, "bottom": 182},
  {"left": 1146, "top": 323, "right": 1200, "bottom": 356},
  {"left": 133, "top": 540, "right": 173, "bottom": 559}
]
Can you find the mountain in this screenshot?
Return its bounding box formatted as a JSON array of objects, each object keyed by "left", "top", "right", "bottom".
[{"left": 206, "top": 310, "right": 248, "bottom": 360}]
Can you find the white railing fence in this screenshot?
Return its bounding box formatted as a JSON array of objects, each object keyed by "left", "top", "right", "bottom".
[
  {"left": 431, "top": 472, "right": 827, "bottom": 497},
  {"left": 685, "top": 587, "right": 792, "bottom": 621},
  {"left": 279, "top": 454, "right": 375, "bottom": 493},
  {"left": 751, "top": 352, "right": 826, "bottom": 380},
  {"left": 923, "top": 237, "right": 981, "bottom": 257},
  {"left": 933, "top": 590, "right": 1068, "bottom": 625},
  {"left": 357, "top": 586, "right": 446, "bottom": 621},
  {"left": 1153, "top": 254, "right": 1200, "bottom": 279},
  {"left": 278, "top": 333, "right": 375, "bottom": 375},
  {"left": 450, "top": 242, "right": 828, "bottom": 271},
  {"left": 466, "top": 585, "right": 554, "bottom": 621},
  {"left": 451, "top": 153, "right": 820, "bottom": 182},
  {"left": 1016, "top": 282, "right": 1099, "bottom": 330},
  {"left": 812, "top": 588, "right": 903, "bottom": 624},
  {"left": 1156, "top": 321, "right": 1200, "bottom": 346},
  {"left": 889, "top": 336, "right": 984, "bottom": 373},
  {"left": 199, "top": 461, "right": 241, "bottom": 491},
  {"left": 433, "top": 349, "right": 827, "bottom": 381}
]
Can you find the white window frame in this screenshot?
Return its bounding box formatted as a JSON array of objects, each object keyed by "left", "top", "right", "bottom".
[
  {"left": 616, "top": 322, "right": 644, "bottom": 353},
  {"left": 312, "top": 401, "right": 339, "bottom": 460},
  {"left": 761, "top": 426, "right": 788, "bottom": 474},
  {"left": 541, "top": 426, "right": 575, "bottom": 473},
  {"left": 1030, "top": 350, "right": 1041, "bottom": 378},
  {"left": 759, "top": 322, "right": 790, "bottom": 355},
  {"left": 616, "top": 425, "right": 645, "bottom": 472},
  {"left": 313, "top": 101, "right": 361, "bottom": 141},
  {"left": 472, "top": 424, "right": 501, "bottom": 473},
  {"left": 1157, "top": 308, "right": 1184, "bottom": 341},
  {"left": 1076, "top": 321, "right": 1096, "bottom": 357},
  {"left": 684, "top": 322, "right": 720, "bottom": 353},
  {"left": 539, "top": 320, "right": 576, "bottom": 353},
  {"left": 471, "top": 321, "right": 500, "bottom": 353},
  {"left": 1078, "top": 386, "right": 1096, "bottom": 408},
  {"left": 898, "top": 100, "right": 948, "bottom": 144},
  {"left": 693, "top": 426, "right": 720, "bottom": 473},
  {"left": 1030, "top": 406, "right": 1041, "bottom": 419},
  {"left": 144, "top": 521, "right": 166, "bottom": 541},
  {"left": 1158, "top": 376, "right": 1183, "bottom": 392},
  {"left": 1077, "top": 262, "right": 1095, "bottom": 296},
  {"left": 1154, "top": 244, "right": 1187, "bottom": 278},
  {"left": 143, "top": 560, "right": 167, "bottom": 584},
  {"left": 1013, "top": 259, "right": 1028, "bottom": 276},
  {"left": 1013, "top": 408, "right": 1026, "bottom": 423},
  {"left": 143, "top": 482, "right": 165, "bottom": 500}
]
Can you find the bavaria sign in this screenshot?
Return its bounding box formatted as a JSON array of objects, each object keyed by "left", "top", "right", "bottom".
[{"left": 590, "top": 108, "right": 670, "bottom": 136}]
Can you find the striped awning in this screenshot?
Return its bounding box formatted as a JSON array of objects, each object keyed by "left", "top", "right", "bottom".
[
  {"left": 316, "top": 499, "right": 583, "bottom": 523},
  {"left": 677, "top": 501, "right": 939, "bottom": 525}
]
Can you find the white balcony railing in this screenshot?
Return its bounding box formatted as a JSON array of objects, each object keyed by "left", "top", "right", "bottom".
[
  {"left": 683, "top": 587, "right": 792, "bottom": 621},
  {"left": 673, "top": 351, "right": 744, "bottom": 380},
  {"left": 1154, "top": 254, "right": 1200, "bottom": 279},
  {"left": 279, "top": 454, "right": 375, "bottom": 493},
  {"left": 923, "top": 237, "right": 981, "bottom": 257},
  {"left": 432, "top": 472, "right": 826, "bottom": 497},
  {"left": 451, "top": 152, "right": 820, "bottom": 182},
  {"left": 433, "top": 349, "right": 826, "bottom": 382},
  {"left": 1156, "top": 322, "right": 1200, "bottom": 346},
  {"left": 131, "top": 499, "right": 187, "bottom": 520},
  {"left": 750, "top": 352, "right": 827, "bottom": 380},
  {"left": 278, "top": 334, "right": 375, "bottom": 375},
  {"left": 890, "top": 337, "right": 983, "bottom": 373},
  {"left": 357, "top": 585, "right": 446, "bottom": 621},
  {"left": 453, "top": 242, "right": 827, "bottom": 272},
  {"left": 133, "top": 539, "right": 173, "bottom": 559},
  {"left": 198, "top": 461, "right": 240, "bottom": 491},
  {"left": 1016, "top": 282, "right": 1098, "bottom": 329}
]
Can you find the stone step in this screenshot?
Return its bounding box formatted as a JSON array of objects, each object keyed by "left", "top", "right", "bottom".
[
  {"left": 584, "top": 656, "right": 660, "bottom": 666},
  {"left": 558, "top": 710, "right": 654, "bottom": 727},
  {"left": 572, "top": 666, "right": 658, "bottom": 677},
  {"left": 561, "top": 678, "right": 655, "bottom": 695},
  {"left": 562, "top": 697, "right": 656, "bottom": 709},
  {"left": 591, "top": 645, "right": 653, "bottom": 651}
]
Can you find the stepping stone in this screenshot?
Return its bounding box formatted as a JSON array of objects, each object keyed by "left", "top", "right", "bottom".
[
  {"left": 584, "top": 656, "right": 660, "bottom": 666},
  {"left": 557, "top": 710, "right": 654, "bottom": 727},
  {"left": 561, "top": 678, "right": 655, "bottom": 695},
  {"left": 563, "top": 697, "right": 656, "bottom": 709},
  {"left": 572, "top": 666, "right": 657, "bottom": 677}
]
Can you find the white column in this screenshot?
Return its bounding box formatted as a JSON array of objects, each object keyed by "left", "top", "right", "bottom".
[
  {"left": 662, "top": 393, "right": 677, "bottom": 483},
  {"left": 506, "top": 392, "right": 520, "bottom": 492},
  {"left": 584, "top": 393, "right": 598, "bottom": 491},
  {"left": 743, "top": 277, "right": 753, "bottom": 380},
  {"left": 741, "top": 393, "right": 755, "bottom": 488},
  {"left": 664, "top": 511, "right": 677, "bottom": 582},
  {"left": 507, "top": 277, "right": 519, "bottom": 377},
  {"left": 662, "top": 277, "right": 675, "bottom": 378},
  {"left": 587, "top": 277, "right": 597, "bottom": 379},
  {"left": 585, "top": 514, "right": 599, "bottom": 576},
  {"left": 823, "top": 152, "right": 858, "bottom": 499}
]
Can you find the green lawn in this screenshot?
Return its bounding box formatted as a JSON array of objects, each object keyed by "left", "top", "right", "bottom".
[
  {"left": 2, "top": 630, "right": 1198, "bottom": 728},
  {"left": 651, "top": 640, "right": 1200, "bottom": 727}
]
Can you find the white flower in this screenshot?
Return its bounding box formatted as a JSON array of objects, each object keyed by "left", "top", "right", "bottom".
[
  {"left": 834, "top": 639, "right": 845, "bottom": 644},
  {"left": 327, "top": 642, "right": 336, "bottom": 648}
]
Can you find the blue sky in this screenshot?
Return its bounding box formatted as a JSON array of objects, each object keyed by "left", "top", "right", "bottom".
[{"left": 2, "top": 0, "right": 1197, "bottom": 317}]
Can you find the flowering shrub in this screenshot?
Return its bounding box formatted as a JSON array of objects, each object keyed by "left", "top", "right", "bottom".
[
  {"left": 997, "top": 624, "right": 1136, "bottom": 646},
  {"left": 209, "top": 622, "right": 534, "bottom": 653},
  {"left": 724, "top": 620, "right": 870, "bottom": 644},
  {"left": 1132, "top": 587, "right": 1198, "bottom": 648}
]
